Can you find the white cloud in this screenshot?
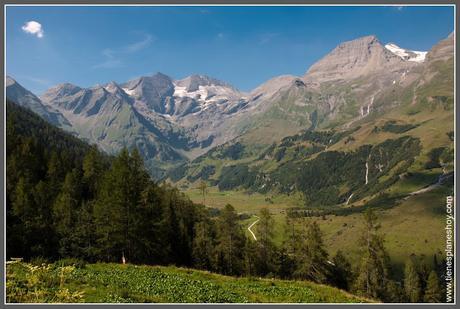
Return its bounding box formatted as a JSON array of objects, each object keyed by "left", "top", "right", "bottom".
[
  {"left": 123, "top": 34, "right": 153, "bottom": 53},
  {"left": 21, "top": 21, "right": 44, "bottom": 38}
]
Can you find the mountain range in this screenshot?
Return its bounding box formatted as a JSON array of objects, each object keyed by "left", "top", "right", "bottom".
[{"left": 6, "top": 33, "right": 454, "bottom": 179}]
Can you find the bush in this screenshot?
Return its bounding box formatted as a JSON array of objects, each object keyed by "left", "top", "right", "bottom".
[
  {"left": 30, "top": 256, "right": 50, "bottom": 266},
  {"left": 54, "top": 258, "right": 87, "bottom": 269}
]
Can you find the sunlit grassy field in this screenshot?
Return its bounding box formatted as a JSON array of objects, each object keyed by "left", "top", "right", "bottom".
[{"left": 6, "top": 262, "right": 371, "bottom": 303}]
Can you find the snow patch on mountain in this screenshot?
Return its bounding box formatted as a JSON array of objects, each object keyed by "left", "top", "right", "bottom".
[
  {"left": 384, "top": 43, "right": 427, "bottom": 63},
  {"left": 122, "top": 87, "right": 136, "bottom": 96}
]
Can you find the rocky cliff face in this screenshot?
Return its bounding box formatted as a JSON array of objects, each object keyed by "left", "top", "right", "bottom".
[
  {"left": 304, "top": 35, "right": 417, "bottom": 82},
  {"left": 6, "top": 76, "right": 72, "bottom": 129}
]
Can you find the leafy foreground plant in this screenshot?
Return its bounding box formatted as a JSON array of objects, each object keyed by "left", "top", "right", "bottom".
[
  {"left": 6, "top": 261, "right": 84, "bottom": 303},
  {"left": 7, "top": 262, "right": 372, "bottom": 303}
]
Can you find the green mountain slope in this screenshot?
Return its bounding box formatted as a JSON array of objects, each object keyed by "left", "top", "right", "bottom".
[
  {"left": 6, "top": 262, "right": 371, "bottom": 303},
  {"left": 168, "top": 35, "right": 454, "bottom": 211}
]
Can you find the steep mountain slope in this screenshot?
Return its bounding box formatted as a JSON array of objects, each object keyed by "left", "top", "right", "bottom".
[
  {"left": 214, "top": 35, "right": 428, "bottom": 148},
  {"left": 40, "top": 81, "right": 186, "bottom": 178},
  {"left": 169, "top": 33, "right": 454, "bottom": 209},
  {"left": 305, "top": 35, "right": 413, "bottom": 82},
  {"left": 6, "top": 76, "right": 72, "bottom": 130}
]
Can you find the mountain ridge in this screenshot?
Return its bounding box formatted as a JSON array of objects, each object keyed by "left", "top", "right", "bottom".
[{"left": 6, "top": 33, "right": 453, "bottom": 178}]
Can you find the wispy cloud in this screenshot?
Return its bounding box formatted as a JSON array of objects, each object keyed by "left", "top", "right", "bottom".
[
  {"left": 259, "top": 32, "right": 279, "bottom": 45},
  {"left": 21, "top": 21, "right": 44, "bottom": 38},
  {"left": 93, "top": 34, "right": 154, "bottom": 69}
]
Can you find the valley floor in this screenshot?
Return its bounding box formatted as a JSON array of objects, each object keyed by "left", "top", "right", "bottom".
[
  {"left": 186, "top": 180, "right": 452, "bottom": 270},
  {"left": 6, "top": 262, "right": 371, "bottom": 303}
]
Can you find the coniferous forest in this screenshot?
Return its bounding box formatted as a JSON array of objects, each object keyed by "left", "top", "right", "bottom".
[{"left": 6, "top": 100, "right": 448, "bottom": 303}]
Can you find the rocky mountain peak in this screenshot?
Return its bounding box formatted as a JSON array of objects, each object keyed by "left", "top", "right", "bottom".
[
  {"left": 41, "top": 82, "right": 82, "bottom": 102},
  {"left": 175, "top": 75, "right": 235, "bottom": 92},
  {"left": 426, "top": 32, "right": 454, "bottom": 62},
  {"left": 6, "top": 75, "right": 16, "bottom": 87},
  {"left": 304, "top": 35, "right": 407, "bottom": 82},
  {"left": 104, "top": 81, "right": 126, "bottom": 95}
]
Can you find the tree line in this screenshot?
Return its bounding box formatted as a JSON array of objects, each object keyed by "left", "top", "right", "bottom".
[{"left": 6, "top": 101, "right": 447, "bottom": 303}]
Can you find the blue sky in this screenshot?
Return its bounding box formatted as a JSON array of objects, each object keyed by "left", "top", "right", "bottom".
[{"left": 6, "top": 5, "right": 454, "bottom": 94}]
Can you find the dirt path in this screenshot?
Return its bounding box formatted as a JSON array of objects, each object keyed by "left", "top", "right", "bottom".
[
  {"left": 404, "top": 171, "right": 453, "bottom": 200},
  {"left": 247, "top": 215, "right": 260, "bottom": 241}
]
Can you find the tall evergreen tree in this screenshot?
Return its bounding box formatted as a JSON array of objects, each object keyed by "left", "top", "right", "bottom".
[
  {"left": 424, "top": 270, "right": 443, "bottom": 303},
  {"left": 53, "top": 169, "right": 82, "bottom": 257},
  {"left": 331, "top": 250, "right": 353, "bottom": 291},
  {"left": 93, "top": 148, "right": 149, "bottom": 262},
  {"left": 254, "top": 208, "right": 277, "bottom": 276},
  {"left": 214, "top": 204, "right": 245, "bottom": 275},
  {"left": 353, "top": 208, "right": 392, "bottom": 300},
  {"left": 192, "top": 220, "right": 215, "bottom": 270},
  {"left": 404, "top": 258, "right": 422, "bottom": 302},
  {"left": 294, "top": 221, "right": 330, "bottom": 283}
]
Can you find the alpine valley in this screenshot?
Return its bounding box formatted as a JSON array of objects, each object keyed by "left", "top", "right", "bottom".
[{"left": 6, "top": 22, "right": 457, "bottom": 304}]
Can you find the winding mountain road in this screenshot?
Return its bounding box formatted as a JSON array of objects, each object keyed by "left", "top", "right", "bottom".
[{"left": 247, "top": 215, "right": 260, "bottom": 241}]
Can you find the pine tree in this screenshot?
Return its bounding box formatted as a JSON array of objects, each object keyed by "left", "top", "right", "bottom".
[
  {"left": 82, "top": 146, "right": 106, "bottom": 198},
  {"left": 283, "top": 215, "right": 299, "bottom": 256},
  {"left": 404, "top": 258, "right": 422, "bottom": 302},
  {"left": 294, "top": 221, "right": 330, "bottom": 283},
  {"left": 254, "top": 208, "right": 277, "bottom": 276},
  {"left": 331, "top": 250, "right": 353, "bottom": 290},
  {"left": 192, "top": 220, "right": 215, "bottom": 270},
  {"left": 53, "top": 169, "right": 82, "bottom": 257},
  {"left": 424, "top": 271, "right": 443, "bottom": 303},
  {"left": 353, "top": 208, "right": 392, "bottom": 300},
  {"left": 214, "top": 204, "right": 245, "bottom": 275},
  {"left": 94, "top": 148, "right": 151, "bottom": 262},
  {"left": 197, "top": 180, "right": 208, "bottom": 205}
]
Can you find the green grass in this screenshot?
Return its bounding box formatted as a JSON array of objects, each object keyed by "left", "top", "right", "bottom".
[
  {"left": 301, "top": 185, "right": 450, "bottom": 270},
  {"left": 6, "top": 262, "right": 371, "bottom": 303},
  {"left": 185, "top": 187, "right": 302, "bottom": 214}
]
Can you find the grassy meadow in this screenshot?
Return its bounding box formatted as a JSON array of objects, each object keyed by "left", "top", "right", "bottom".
[{"left": 6, "top": 262, "right": 371, "bottom": 303}]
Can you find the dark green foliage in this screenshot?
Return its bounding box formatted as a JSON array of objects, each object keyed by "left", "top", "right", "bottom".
[
  {"left": 425, "top": 147, "right": 447, "bottom": 169},
  {"left": 274, "top": 147, "right": 286, "bottom": 162},
  {"left": 424, "top": 271, "right": 443, "bottom": 303},
  {"left": 251, "top": 208, "right": 277, "bottom": 276},
  {"left": 293, "top": 221, "right": 331, "bottom": 284},
  {"left": 280, "top": 127, "right": 359, "bottom": 147},
  {"left": 214, "top": 205, "right": 246, "bottom": 276},
  {"left": 353, "top": 209, "right": 392, "bottom": 301},
  {"left": 404, "top": 259, "right": 422, "bottom": 302},
  {"left": 330, "top": 251, "right": 353, "bottom": 291},
  {"left": 6, "top": 100, "right": 209, "bottom": 268},
  {"left": 372, "top": 121, "right": 418, "bottom": 134},
  {"left": 217, "top": 165, "right": 257, "bottom": 191},
  {"left": 7, "top": 101, "right": 93, "bottom": 260},
  {"left": 218, "top": 142, "right": 245, "bottom": 160},
  {"left": 187, "top": 165, "right": 216, "bottom": 182},
  {"left": 192, "top": 219, "right": 215, "bottom": 270},
  {"left": 167, "top": 164, "right": 189, "bottom": 182},
  {"left": 216, "top": 135, "right": 421, "bottom": 208},
  {"left": 282, "top": 136, "right": 418, "bottom": 206}
]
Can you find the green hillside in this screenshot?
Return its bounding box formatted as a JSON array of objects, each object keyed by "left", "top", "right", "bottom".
[{"left": 6, "top": 262, "right": 371, "bottom": 303}]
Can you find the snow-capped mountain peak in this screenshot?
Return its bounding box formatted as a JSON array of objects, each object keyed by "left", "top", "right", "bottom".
[{"left": 384, "top": 43, "right": 427, "bottom": 63}]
